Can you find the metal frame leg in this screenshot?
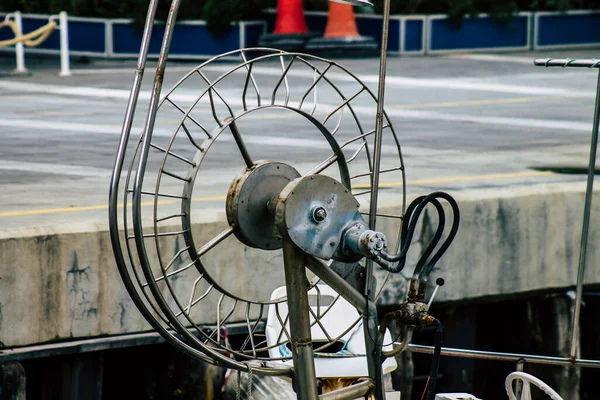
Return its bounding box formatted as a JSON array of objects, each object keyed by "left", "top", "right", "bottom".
[{"left": 283, "top": 240, "right": 319, "bottom": 400}]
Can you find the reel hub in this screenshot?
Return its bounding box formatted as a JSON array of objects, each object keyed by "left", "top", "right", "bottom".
[
  {"left": 275, "top": 174, "right": 367, "bottom": 263},
  {"left": 226, "top": 161, "right": 300, "bottom": 250}
]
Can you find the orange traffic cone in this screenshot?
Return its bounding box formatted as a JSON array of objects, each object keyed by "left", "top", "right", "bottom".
[
  {"left": 306, "top": 2, "right": 377, "bottom": 56},
  {"left": 274, "top": 0, "right": 308, "bottom": 34},
  {"left": 258, "top": 0, "right": 314, "bottom": 52},
  {"left": 324, "top": 2, "right": 359, "bottom": 38}
]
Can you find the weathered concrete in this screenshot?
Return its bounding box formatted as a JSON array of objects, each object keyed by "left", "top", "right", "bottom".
[
  {"left": 429, "top": 182, "right": 599, "bottom": 303},
  {"left": 0, "top": 182, "right": 597, "bottom": 347},
  {"left": 370, "top": 181, "right": 600, "bottom": 304},
  {"left": 0, "top": 224, "right": 147, "bottom": 346}
]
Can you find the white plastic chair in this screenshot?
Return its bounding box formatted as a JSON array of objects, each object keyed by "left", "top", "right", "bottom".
[
  {"left": 505, "top": 372, "right": 563, "bottom": 400},
  {"left": 266, "top": 285, "right": 397, "bottom": 378}
]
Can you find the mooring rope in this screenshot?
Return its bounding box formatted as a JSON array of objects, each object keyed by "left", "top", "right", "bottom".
[{"left": 0, "top": 15, "right": 57, "bottom": 47}]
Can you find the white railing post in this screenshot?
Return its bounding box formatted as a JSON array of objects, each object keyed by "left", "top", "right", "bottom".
[
  {"left": 12, "top": 11, "right": 28, "bottom": 74},
  {"left": 58, "top": 11, "right": 71, "bottom": 77}
]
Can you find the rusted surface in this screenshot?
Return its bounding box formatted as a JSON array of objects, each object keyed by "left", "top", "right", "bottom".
[
  {"left": 417, "top": 279, "right": 428, "bottom": 302},
  {"left": 292, "top": 338, "right": 314, "bottom": 348},
  {"left": 406, "top": 278, "right": 418, "bottom": 303}
]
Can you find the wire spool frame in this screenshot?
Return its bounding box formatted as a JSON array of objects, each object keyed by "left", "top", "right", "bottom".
[{"left": 110, "top": 48, "right": 407, "bottom": 374}]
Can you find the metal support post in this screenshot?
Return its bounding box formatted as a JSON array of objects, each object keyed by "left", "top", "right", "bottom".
[
  {"left": 283, "top": 240, "right": 319, "bottom": 400},
  {"left": 13, "top": 11, "right": 28, "bottom": 74},
  {"left": 364, "top": 0, "right": 392, "bottom": 396},
  {"left": 58, "top": 11, "right": 71, "bottom": 77},
  {"left": 363, "top": 298, "right": 383, "bottom": 399},
  {"left": 408, "top": 344, "right": 600, "bottom": 368},
  {"left": 305, "top": 256, "right": 369, "bottom": 315},
  {"left": 569, "top": 69, "right": 600, "bottom": 360}
]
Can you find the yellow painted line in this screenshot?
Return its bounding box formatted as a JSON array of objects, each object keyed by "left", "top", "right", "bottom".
[
  {"left": 0, "top": 171, "right": 556, "bottom": 218},
  {"left": 351, "top": 170, "right": 555, "bottom": 189},
  {"left": 390, "top": 96, "right": 569, "bottom": 110},
  {"left": 190, "top": 195, "right": 227, "bottom": 202},
  {"left": 0, "top": 204, "right": 109, "bottom": 217},
  {"left": 0, "top": 196, "right": 226, "bottom": 218}
]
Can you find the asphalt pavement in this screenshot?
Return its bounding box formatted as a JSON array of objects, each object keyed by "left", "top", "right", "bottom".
[{"left": 0, "top": 49, "right": 599, "bottom": 231}]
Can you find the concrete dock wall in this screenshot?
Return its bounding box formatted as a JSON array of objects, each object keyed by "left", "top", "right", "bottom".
[{"left": 0, "top": 182, "right": 597, "bottom": 347}]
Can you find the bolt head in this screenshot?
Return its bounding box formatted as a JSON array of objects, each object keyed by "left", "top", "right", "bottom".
[{"left": 312, "top": 206, "right": 328, "bottom": 222}]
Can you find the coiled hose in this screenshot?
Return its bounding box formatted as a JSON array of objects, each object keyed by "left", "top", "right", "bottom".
[{"left": 377, "top": 192, "right": 460, "bottom": 278}]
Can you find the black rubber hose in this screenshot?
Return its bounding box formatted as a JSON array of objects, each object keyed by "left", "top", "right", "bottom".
[
  {"left": 384, "top": 192, "right": 447, "bottom": 263},
  {"left": 388, "top": 194, "right": 426, "bottom": 271},
  {"left": 400, "top": 195, "right": 426, "bottom": 244},
  {"left": 379, "top": 192, "right": 458, "bottom": 271},
  {"left": 379, "top": 195, "right": 432, "bottom": 266},
  {"left": 425, "top": 318, "right": 444, "bottom": 400},
  {"left": 419, "top": 193, "right": 460, "bottom": 279},
  {"left": 412, "top": 198, "right": 446, "bottom": 278}
]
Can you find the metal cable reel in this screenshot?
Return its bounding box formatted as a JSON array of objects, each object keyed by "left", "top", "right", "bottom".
[
  {"left": 109, "top": 1, "right": 460, "bottom": 399},
  {"left": 110, "top": 47, "right": 404, "bottom": 369}
]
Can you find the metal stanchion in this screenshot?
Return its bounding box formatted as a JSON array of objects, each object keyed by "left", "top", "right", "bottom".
[
  {"left": 57, "top": 11, "right": 71, "bottom": 77},
  {"left": 534, "top": 58, "right": 600, "bottom": 362},
  {"left": 12, "top": 11, "right": 28, "bottom": 74}
]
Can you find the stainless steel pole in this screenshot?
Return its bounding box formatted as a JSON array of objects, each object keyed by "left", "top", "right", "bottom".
[
  {"left": 363, "top": 0, "right": 392, "bottom": 397},
  {"left": 408, "top": 344, "right": 600, "bottom": 368},
  {"left": 305, "top": 256, "right": 369, "bottom": 315},
  {"left": 364, "top": 0, "right": 392, "bottom": 398},
  {"left": 283, "top": 240, "right": 319, "bottom": 400},
  {"left": 367, "top": 0, "right": 391, "bottom": 233},
  {"left": 534, "top": 58, "right": 600, "bottom": 68},
  {"left": 569, "top": 69, "right": 600, "bottom": 359}
]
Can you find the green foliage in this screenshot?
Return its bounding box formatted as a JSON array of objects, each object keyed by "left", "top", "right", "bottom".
[
  {"left": 1, "top": 0, "right": 599, "bottom": 36},
  {"left": 203, "top": 0, "right": 273, "bottom": 36}
]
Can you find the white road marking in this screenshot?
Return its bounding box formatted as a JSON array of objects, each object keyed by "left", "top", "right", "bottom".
[
  {"left": 71, "top": 65, "right": 197, "bottom": 75},
  {"left": 0, "top": 160, "right": 111, "bottom": 177},
  {"left": 199, "top": 65, "right": 594, "bottom": 96},
  {"left": 0, "top": 81, "right": 593, "bottom": 135},
  {"left": 0, "top": 117, "right": 407, "bottom": 155},
  {"left": 0, "top": 80, "right": 242, "bottom": 105},
  {"left": 0, "top": 97, "right": 592, "bottom": 148},
  {"left": 0, "top": 118, "right": 124, "bottom": 134},
  {"left": 1, "top": 65, "right": 595, "bottom": 98},
  {"left": 442, "top": 54, "right": 536, "bottom": 64},
  {"left": 0, "top": 80, "right": 142, "bottom": 101}
]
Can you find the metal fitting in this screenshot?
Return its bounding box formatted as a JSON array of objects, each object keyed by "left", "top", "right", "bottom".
[
  {"left": 407, "top": 278, "right": 419, "bottom": 303},
  {"left": 417, "top": 314, "right": 436, "bottom": 328},
  {"left": 417, "top": 279, "right": 428, "bottom": 302},
  {"left": 311, "top": 206, "right": 328, "bottom": 223},
  {"left": 342, "top": 225, "right": 388, "bottom": 260}
]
